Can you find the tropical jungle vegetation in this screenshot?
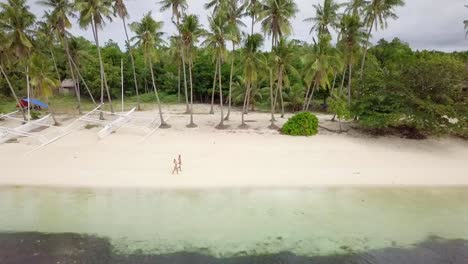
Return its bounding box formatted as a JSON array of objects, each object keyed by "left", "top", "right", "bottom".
[{"left": 0, "top": 0, "right": 466, "bottom": 137}]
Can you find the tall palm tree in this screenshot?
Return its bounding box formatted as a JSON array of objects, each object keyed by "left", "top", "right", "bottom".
[
  {"left": 224, "top": 0, "right": 245, "bottom": 120},
  {"left": 359, "top": 0, "right": 405, "bottom": 77},
  {"left": 243, "top": 0, "right": 261, "bottom": 35},
  {"left": 36, "top": 16, "right": 61, "bottom": 84},
  {"left": 202, "top": 14, "right": 233, "bottom": 129},
  {"left": 29, "top": 53, "right": 60, "bottom": 125},
  {"left": 158, "top": 0, "right": 189, "bottom": 112},
  {"left": 0, "top": 30, "right": 27, "bottom": 120},
  {"left": 0, "top": 0, "right": 36, "bottom": 120},
  {"left": 113, "top": 0, "right": 141, "bottom": 110},
  {"left": 67, "top": 36, "right": 96, "bottom": 104},
  {"left": 272, "top": 37, "right": 299, "bottom": 118},
  {"left": 258, "top": 0, "right": 297, "bottom": 48},
  {"left": 302, "top": 34, "right": 341, "bottom": 110},
  {"left": 37, "top": 0, "right": 85, "bottom": 113},
  {"left": 130, "top": 12, "right": 170, "bottom": 128},
  {"left": 179, "top": 14, "right": 203, "bottom": 128},
  {"left": 303, "top": 0, "right": 343, "bottom": 36},
  {"left": 75, "top": 0, "right": 114, "bottom": 113},
  {"left": 338, "top": 14, "right": 366, "bottom": 105},
  {"left": 159, "top": 0, "right": 187, "bottom": 25},
  {"left": 239, "top": 33, "right": 265, "bottom": 128},
  {"left": 168, "top": 36, "right": 183, "bottom": 103}
]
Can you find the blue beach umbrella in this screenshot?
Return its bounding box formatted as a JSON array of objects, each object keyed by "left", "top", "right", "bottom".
[{"left": 20, "top": 98, "right": 49, "bottom": 109}]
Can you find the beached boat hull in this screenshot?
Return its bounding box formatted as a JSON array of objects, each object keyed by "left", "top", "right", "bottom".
[
  {"left": 97, "top": 108, "right": 136, "bottom": 139},
  {"left": 0, "top": 114, "right": 51, "bottom": 144}
]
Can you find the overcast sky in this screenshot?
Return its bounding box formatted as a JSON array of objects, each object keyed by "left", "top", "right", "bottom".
[{"left": 13, "top": 0, "right": 468, "bottom": 52}]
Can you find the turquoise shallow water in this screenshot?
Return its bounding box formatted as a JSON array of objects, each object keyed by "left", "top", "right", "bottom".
[{"left": 0, "top": 186, "right": 468, "bottom": 259}]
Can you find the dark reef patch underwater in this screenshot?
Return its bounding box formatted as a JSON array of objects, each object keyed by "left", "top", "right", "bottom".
[{"left": 1, "top": 232, "right": 468, "bottom": 264}]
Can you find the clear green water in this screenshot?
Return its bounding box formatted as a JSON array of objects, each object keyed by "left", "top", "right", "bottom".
[{"left": 0, "top": 187, "right": 467, "bottom": 258}]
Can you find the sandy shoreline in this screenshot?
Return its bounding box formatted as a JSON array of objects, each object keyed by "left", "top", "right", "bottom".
[{"left": 1, "top": 104, "right": 467, "bottom": 189}]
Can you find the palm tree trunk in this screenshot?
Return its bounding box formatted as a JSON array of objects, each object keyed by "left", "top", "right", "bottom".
[
  {"left": 251, "top": 14, "right": 254, "bottom": 36},
  {"left": 62, "top": 36, "right": 81, "bottom": 114},
  {"left": 177, "top": 59, "right": 181, "bottom": 103},
  {"left": 347, "top": 63, "right": 352, "bottom": 105},
  {"left": 0, "top": 65, "right": 26, "bottom": 121},
  {"left": 303, "top": 81, "right": 313, "bottom": 111},
  {"left": 149, "top": 59, "right": 169, "bottom": 128},
  {"left": 268, "top": 68, "right": 277, "bottom": 129},
  {"left": 245, "top": 86, "right": 251, "bottom": 114},
  {"left": 187, "top": 55, "right": 197, "bottom": 128},
  {"left": 92, "top": 19, "right": 114, "bottom": 113},
  {"left": 225, "top": 43, "right": 235, "bottom": 121},
  {"left": 305, "top": 80, "right": 318, "bottom": 111},
  {"left": 181, "top": 47, "right": 190, "bottom": 113},
  {"left": 339, "top": 65, "right": 347, "bottom": 96},
  {"left": 240, "top": 82, "right": 250, "bottom": 128},
  {"left": 70, "top": 58, "right": 96, "bottom": 105},
  {"left": 359, "top": 20, "right": 374, "bottom": 79},
  {"left": 216, "top": 57, "right": 225, "bottom": 129},
  {"left": 273, "top": 77, "right": 279, "bottom": 114},
  {"left": 330, "top": 72, "right": 337, "bottom": 95},
  {"left": 26, "top": 65, "right": 30, "bottom": 120},
  {"left": 45, "top": 97, "right": 58, "bottom": 126},
  {"left": 49, "top": 48, "right": 61, "bottom": 83},
  {"left": 278, "top": 65, "right": 285, "bottom": 118},
  {"left": 122, "top": 16, "right": 141, "bottom": 110},
  {"left": 209, "top": 57, "right": 218, "bottom": 114}
]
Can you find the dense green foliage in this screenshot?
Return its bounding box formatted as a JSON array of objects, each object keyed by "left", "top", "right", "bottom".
[
  {"left": 281, "top": 112, "right": 319, "bottom": 136},
  {"left": 355, "top": 39, "right": 467, "bottom": 136}
]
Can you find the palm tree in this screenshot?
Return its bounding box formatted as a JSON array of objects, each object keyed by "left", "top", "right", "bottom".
[
  {"left": 359, "top": 0, "right": 405, "bottom": 77},
  {"left": 302, "top": 34, "right": 341, "bottom": 110},
  {"left": 113, "top": 0, "right": 141, "bottom": 110},
  {"left": 338, "top": 14, "right": 366, "bottom": 104},
  {"left": 67, "top": 36, "right": 96, "bottom": 104},
  {"left": 179, "top": 14, "right": 204, "bottom": 128},
  {"left": 243, "top": 0, "right": 261, "bottom": 36},
  {"left": 0, "top": 0, "right": 36, "bottom": 120},
  {"left": 239, "top": 33, "right": 265, "bottom": 128},
  {"left": 208, "top": 48, "right": 218, "bottom": 115},
  {"left": 202, "top": 14, "right": 233, "bottom": 128},
  {"left": 37, "top": 0, "right": 85, "bottom": 113},
  {"left": 0, "top": 31, "right": 27, "bottom": 120},
  {"left": 224, "top": 0, "right": 245, "bottom": 121},
  {"left": 258, "top": 0, "right": 298, "bottom": 48},
  {"left": 75, "top": 0, "right": 114, "bottom": 113},
  {"left": 130, "top": 12, "right": 170, "bottom": 128},
  {"left": 29, "top": 53, "right": 60, "bottom": 125},
  {"left": 303, "top": 0, "right": 343, "bottom": 36},
  {"left": 168, "top": 36, "right": 183, "bottom": 103},
  {"left": 159, "top": 0, "right": 187, "bottom": 25},
  {"left": 158, "top": 0, "right": 189, "bottom": 112},
  {"left": 36, "top": 16, "right": 61, "bottom": 84},
  {"left": 272, "top": 37, "right": 299, "bottom": 118}
]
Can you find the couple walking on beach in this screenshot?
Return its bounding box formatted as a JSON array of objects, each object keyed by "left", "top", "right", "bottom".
[{"left": 172, "top": 155, "right": 182, "bottom": 175}]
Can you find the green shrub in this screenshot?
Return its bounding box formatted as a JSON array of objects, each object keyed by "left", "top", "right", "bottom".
[
  {"left": 30, "top": 111, "right": 42, "bottom": 120},
  {"left": 281, "top": 112, "right": 319, "bottom": 136}
]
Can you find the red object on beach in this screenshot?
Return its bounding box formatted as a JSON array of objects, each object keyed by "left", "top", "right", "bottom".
[{"left": 17, "top": 99, "right": 29, "bottom": 109}]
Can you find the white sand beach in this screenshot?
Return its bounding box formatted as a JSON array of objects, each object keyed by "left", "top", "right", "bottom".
[{"left": 0, "top": 104, "right": 467, "bottom": 189}]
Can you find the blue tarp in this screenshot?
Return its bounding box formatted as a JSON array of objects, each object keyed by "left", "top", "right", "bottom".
[{"left": 21, "top": 98, "right": 49, "bottom": 109}]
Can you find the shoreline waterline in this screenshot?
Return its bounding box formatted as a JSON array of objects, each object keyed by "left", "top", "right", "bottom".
[{"left": 1, "top": 186, "right": 468, "bottom": 258}]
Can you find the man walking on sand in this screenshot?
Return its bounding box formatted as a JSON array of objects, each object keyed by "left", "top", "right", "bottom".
[
  {"left": 172, "top": 158, "right": 179, "bottom": 175},
  {"left": 178, "top": 154, "right": 182, "bottom": 172}
]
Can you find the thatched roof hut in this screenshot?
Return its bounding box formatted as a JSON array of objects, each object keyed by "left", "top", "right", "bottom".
[{"left": 59, "top": 79, "right": 76, "bottom": 96}]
